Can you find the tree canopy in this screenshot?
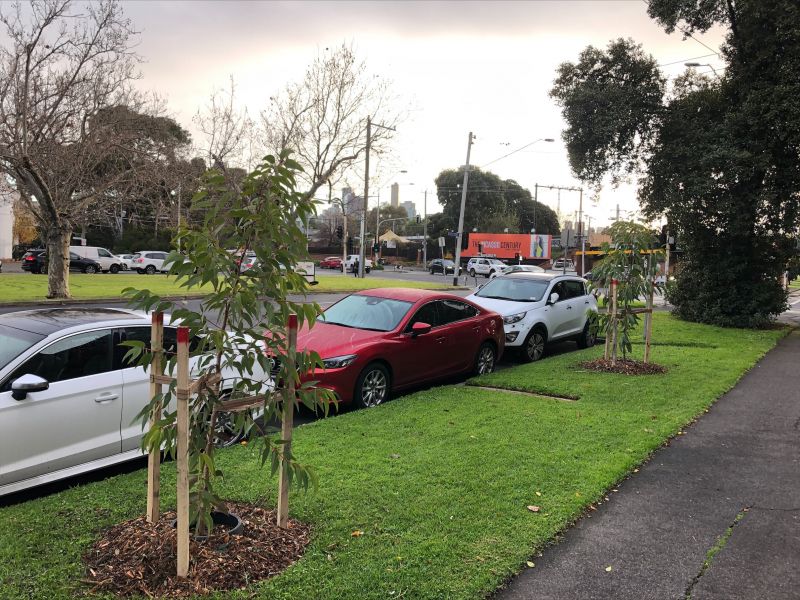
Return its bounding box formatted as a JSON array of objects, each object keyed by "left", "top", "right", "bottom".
[
  {"left": 550, "top": 0, "right": 800, "bottom": 327},
  {"left": 433, "top": 168, "right": 560, "bottom": 246}
]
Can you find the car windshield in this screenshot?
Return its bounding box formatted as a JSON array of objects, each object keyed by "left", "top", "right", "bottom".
[
  {"left": 322, "top": 294, "right": 413, "bottom": 332},
  {"left": 475, "top": 277, "right": 550, "bottom": 302},
  {"left": 0, "top": 325, "right": 45, "bottom": 369}
]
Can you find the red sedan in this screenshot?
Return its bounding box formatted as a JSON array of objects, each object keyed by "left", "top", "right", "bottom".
[
  {"left": 299, "top": 288, "right": 504, "bottom": 408},
  {"left": 319, "top": 256, "right": 343, "bottom": 269}
]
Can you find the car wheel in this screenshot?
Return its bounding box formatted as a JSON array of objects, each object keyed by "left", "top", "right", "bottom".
[
  {"left": 40, "top": 264, "right": 48, "bottom": 274},
  {"left": 522, "top": 328, "right": 546, "bottom": 362},
  {"left": 430, "top": 268, "right": 434, "bottom": 274},
  {"left": 576, "top": 321, "right": 596, "bottom": 349},
  {"left": 145, "top": 264, "right": 156, "bottom": 275},
  {"left": 474, "top": 342, "right": 496, "bottom": 376},
  {"left": 469, "top": 269, "right": 476, "bottom": 277},
  {"left": 83, "top": 265, "right": 98, "bottom": 274},
  {"left": 487, "top": 271, "right": 493, "bottom": 278},
  {"left": 109, "top": 264, "right": 120, "bottom": 274},
  {"left": 354, "top": 363, "right": 390, "bottom": 409}
]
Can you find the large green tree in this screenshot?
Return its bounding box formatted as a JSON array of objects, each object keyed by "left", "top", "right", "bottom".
[
  {"left": 434, "top": 168, "right": 560, "bottom": 247},
  {"left": 550, "top": 1, "right": 800, "bottom": 327}
]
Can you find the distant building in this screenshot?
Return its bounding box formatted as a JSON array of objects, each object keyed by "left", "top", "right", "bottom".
[
  {"left": 390, "top": 183, "right": 399, "bottom": 208},
  {"left": 401, "top": 201, "right": 416, "bottom": 220},
  {"left": 0, "top": 182, "right": 17, "bottom": 259}
]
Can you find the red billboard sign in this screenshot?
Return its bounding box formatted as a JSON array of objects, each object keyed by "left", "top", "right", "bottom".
[{"left": 463, "top": 233, "right": 552, "bottom": 260}]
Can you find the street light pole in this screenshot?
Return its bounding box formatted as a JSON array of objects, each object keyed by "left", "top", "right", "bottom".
[
  {"left": 423, "top": 189, "right": 428, "bottom": 267},
  {"left": 453, "top": 131, "right": 474, "bottom": 286},
  {"left": 359, "top": 116, "right": 396, "bottom": 277}
]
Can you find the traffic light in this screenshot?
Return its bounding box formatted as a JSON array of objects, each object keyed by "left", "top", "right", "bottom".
[
  {"left": 336, "top": 225, "right": 343, "bottom": 240},
  {"left": 372, "top": 243, "right": 380, "bottom": 253},
  {"left": 416, "top": 215, "right": 421, "bottom": 224},
  {"left": 347, "top": 236, "right": 353, "bottom": 253},
  {"left": 514, "top": 252, "right": 520, "bottom": 261},
  {"left": 477, "top": 243, "right": 483, "bottom": 254}
]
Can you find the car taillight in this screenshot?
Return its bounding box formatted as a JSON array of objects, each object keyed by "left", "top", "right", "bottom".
[
  {"left": 25, "top": 256, "right": 34, "bottom": 261},
  {"left": 136, "top": 258, "right": 143, "bottom": 263}
]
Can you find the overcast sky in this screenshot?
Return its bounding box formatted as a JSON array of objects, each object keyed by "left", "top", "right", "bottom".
[{"left": 123, "top": 0, "right": 726, "bottom": 226}]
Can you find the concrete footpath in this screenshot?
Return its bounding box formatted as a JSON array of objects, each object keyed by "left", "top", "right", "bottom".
[{"left": 497, "top": 331, "right": 800, "bottom": 600}]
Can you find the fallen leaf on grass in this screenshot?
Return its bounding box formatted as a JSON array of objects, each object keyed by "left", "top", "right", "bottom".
[
  {"left": 535, "top": 491, "right": 542, "bottom": 497},
  {"left": 605, "top": 566, "right": 613, "bottom": 572},
  {"left": 527, "top": 505, "right": 540, "bottom": 513},
  {"left": 351, "top": 530, "right": 364, "bottom": 537},
  {"left": 526, "top": 561, "right": 535, "bottom": 568}
]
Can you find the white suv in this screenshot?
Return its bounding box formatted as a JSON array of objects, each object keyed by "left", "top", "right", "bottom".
[
  {"left": 467, "top": 257, "right": 507, "bottom": 278},
  {"left": 132, "top": 251, "right": 169, "bottom": 274},
  {"left": 342, "top": 254, "right": 372, "bottom": 273},
  {"left": 466, "top": 272, "right": 597, "bottom": 362}
]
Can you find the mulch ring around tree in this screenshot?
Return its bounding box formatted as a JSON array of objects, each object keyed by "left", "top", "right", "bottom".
[
  {"left": 579, "top": 358, "right": 667, "bottom": 375},
  {"left": 83, "top": 502, "right": 311, "bottom": 598}
]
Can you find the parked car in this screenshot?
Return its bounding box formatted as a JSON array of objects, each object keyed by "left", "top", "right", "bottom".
[
  {"left": 319, "top": 256, "right": 343, "bottom": 269},
  {"left": 298, "top": 288, "right": 504, "bottom": 408},
  {"left": 551, "top": 258, "right": 576, "bottom": 271},
  {"left": 20, "top": 249, "right": 46, "bottom": 272},
  {"left": 466, "top": 257, "right": 507, "bottom": 278},
  {"left": 0, "top": 308, "right": 270, "bottom": 497},
  {"left": 69, "top": 246, "right": 126, "bottom": 273},
  {"left": 466, "top": 272, "right": 597, "bottom": 362},
  {"left": 428, "top": 259, "right": 461, "bottom": 275},
  {"left": 26, "top": 251, "right": 102, "bottom": 274},
  {"left": 118, "top": 254, "right": 136, "bottom": 270},
  {"left": 343, "top": 254, "right": 372, "bottom": 273},
  {"left": 132, "top": 250, "right": 169, "bottom": 274},
  {"left": 490, "top": 264, "right": 546, "bottom": 279}
]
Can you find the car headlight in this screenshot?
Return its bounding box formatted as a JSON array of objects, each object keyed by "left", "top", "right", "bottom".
[
  {"left": 322, "top": 354, "right": 358, "bottom": 369},
  {"left": 503, "top": 312, "right": 526, "bottom": 325}
]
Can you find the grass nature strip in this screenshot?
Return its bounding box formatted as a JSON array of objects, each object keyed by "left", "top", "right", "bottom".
[
  {"left": 0, "top": 315, "right": 786, "bottom": 599},
  {"left": 0, "top": 273, "right": 461, "bottom": 303}
]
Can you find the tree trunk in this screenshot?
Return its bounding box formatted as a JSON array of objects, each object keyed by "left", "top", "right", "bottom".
[{"left": 46, "top": 224, "right": 72, "bottom": 299}]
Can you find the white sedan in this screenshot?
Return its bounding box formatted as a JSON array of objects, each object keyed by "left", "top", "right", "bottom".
[
  {"left": 0, "top": 308, "right": 269, "bottom": 497},
  {"left": 490, "top": 264, "right": 546, "bottom": 279}
]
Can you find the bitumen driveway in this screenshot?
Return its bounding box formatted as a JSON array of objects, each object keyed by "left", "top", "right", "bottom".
[{"left": 496, "top": 330, "right": 800, "bottom": 600}]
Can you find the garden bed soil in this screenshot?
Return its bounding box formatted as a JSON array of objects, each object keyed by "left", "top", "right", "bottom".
[
  {"left": 83, "top": 502, "right": 310, "bottom": 598},
  {"left": 579, "top": 358, "right": 667, "bottom": 375}
]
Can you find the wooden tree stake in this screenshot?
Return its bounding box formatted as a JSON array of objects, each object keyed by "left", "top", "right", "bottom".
[
  {"left": 644, "top": 283, "right": 654, "bottom": 363},
  {"left": 146, "top": 312, "right": 164, "bottom": 523},
  {"left": 610, "top": 279, "right": 619, "bottom": 365},
  {"left": 277, "top": 313, "right": 298, "bottom": 528},
  {"left": 176, "top": 326, "right": 190, "bottom": 578}
]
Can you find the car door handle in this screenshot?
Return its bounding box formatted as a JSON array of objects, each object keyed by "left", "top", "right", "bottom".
[
  {"left": 435, "top": 336, "right": 447, "bottom": 344},
  {"left": 94, "top": 393, "right": 119, "bottom": 404},
  {"left": 566, "top": 306, "right": 573, "bottom": 310}
]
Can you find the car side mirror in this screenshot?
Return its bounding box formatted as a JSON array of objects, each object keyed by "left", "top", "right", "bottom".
[
  {"left": 11, "top": 374, "right": 49, "bottom": 400},
  {"left": 547, "top": 292, "right": 560, "bottom": 305},
  {"left": 411, "top": 322, "right": 432, "bottom": 337}
]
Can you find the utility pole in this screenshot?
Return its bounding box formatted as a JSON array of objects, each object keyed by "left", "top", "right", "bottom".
[
  {"left": 359, "top": 116, "right": 371, "bottom": 278},
  {"left": 177, "top": 183, "right": 182, "bottom": 252},
  {"left": 453, "top": 131, "right": 474, "bottom": 286},
  {"left": 664, "top": 229, "right": 671, "bottom": 306},
  {"left": 423, "top": 189, "right": 428, "bottom": 266},
  {"left": 359, "top": 116, "right": 396, "bottom": 277},
  {"left": 578, "top": 187, "right": 584, "bottom": 276},
  {"left": 533, "top": 183, "right": 538, "bottom": 231}
]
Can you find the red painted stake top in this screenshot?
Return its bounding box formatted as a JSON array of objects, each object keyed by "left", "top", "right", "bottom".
[
  {"left": 153, "top": 312, "right": 163, "bottom": 325},
  {"left": 177, "top": 326, "right": 190, "bottom": 344},
  {"left": 612, "top": 279, "right": 619, "bottom": 285},
  {"left": 288, "top": 313, "right": 298, "bottom": 331}
]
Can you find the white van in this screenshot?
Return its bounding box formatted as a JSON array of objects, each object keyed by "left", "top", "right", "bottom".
[{"left": 69, "top": 246, "right": 126, "bottom": 273}]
